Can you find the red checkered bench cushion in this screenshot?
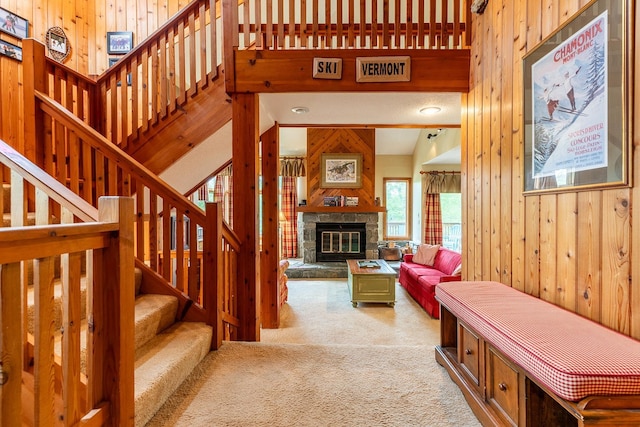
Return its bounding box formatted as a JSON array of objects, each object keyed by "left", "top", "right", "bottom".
[{"left": 436, "top": 281, "right": 640, "bottom": 402}]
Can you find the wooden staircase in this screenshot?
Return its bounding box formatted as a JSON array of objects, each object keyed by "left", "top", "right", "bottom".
[{"left": 1, "top": 156, "right": 214, "bottom": 426}]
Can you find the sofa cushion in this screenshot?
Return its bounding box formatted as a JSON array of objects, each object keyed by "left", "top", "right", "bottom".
[
  {"left": 413, "top": 244, "right": 440, "bottom": 266},
  {"left": 436, "top": 281, "right": 640, "bottom": 401},
  {"left": 432, "top": 248, "right": 462, "bottom": 275},
  {"left": 404, "top": 265, "right": 445, "bottom": 283}
]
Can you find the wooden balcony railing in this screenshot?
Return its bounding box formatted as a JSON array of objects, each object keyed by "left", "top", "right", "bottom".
[
  {"left": 0, "top": 140, "right": 134, "bottom": 426},
  {"left": 227, "top": 0, "right": 472, "bottom": 50}
]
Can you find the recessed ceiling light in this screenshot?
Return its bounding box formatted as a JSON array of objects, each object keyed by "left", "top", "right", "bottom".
[
  {"left": 291, "top": 106, "right": 309, "bottom": 114},
  {"left": 419, "top": 106, "right": 441, "bottom": 115}
]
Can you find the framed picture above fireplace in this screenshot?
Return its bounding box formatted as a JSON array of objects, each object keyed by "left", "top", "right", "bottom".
[{"left": 320, "top": 153, "right": 363, "bottom": 188}]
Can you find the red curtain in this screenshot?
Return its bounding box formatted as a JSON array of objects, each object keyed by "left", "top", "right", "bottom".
[
  {"left": 281, "top": 176, "right": 298, "bottom": 258},
  {"left": 423, "top": 193, "right": 442, "bottom": 245}
]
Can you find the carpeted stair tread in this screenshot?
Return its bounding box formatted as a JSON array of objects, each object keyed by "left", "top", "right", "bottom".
[
  {"left": 134, "top": 293, "right": 179, "bottom": 350},
  {"left": 134, "top": 321, "right": 212, "bottom": 427},
  {"left": 27, "top": 276, "right": 88, "bottom": 335}
]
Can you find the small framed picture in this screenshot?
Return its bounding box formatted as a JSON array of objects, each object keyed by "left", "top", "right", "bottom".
[
  {"left": 109, "top": 57, "right": 132, "bottom": 86},
  {"left": 107, "top": 31, "right": 133, "bottom": 54},
  {"left": 320, "top": 153, "right": 363, "bottom": 188},
  {"left": 0, "top": 7, "right": 28, "bottom": 39},
  {"left": 0, "top": 38, "right": 22, "bottom": 61}
]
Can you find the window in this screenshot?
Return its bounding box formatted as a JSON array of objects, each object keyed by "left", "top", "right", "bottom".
[
  {"left": 440, "top": 193, "right": 462, "bottom": 252},
  {"left": 383, "top": 178, "right": 411, "bottom": 240}
]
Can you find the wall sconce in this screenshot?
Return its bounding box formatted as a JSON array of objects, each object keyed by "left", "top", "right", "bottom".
[{"left": 426, "top": 129, "right": 442, "bottom": 140}]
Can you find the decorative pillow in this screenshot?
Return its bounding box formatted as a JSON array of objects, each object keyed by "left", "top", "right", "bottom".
[
  {"left": 452, "top": 263, "right": 462, "bottom": 276},
  {"left": 412, "top": 244, "right": 440, "bottom": 266}
]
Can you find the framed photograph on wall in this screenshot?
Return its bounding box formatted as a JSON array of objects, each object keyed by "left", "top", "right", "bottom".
[
  {"left": 523, "top": 0, "right": 631, "bottom": 194},
  {"left": 108, "top": 57, "right": 132, "bottom": 86},
  {"left": 0, "top": 7, "right": 28, "bottom": 39},
  {"left": 107, "top": 31, "right": 133, "bottom": 54},
  {"left": 0, "top": 38, "right": 22, "bottom": 61},
  {"left": 320, "top": 153, "right": 363, "bottom": 188}
]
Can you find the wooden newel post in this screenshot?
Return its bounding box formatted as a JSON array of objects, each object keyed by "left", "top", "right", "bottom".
[
  {"left": 204, "top": 202, "right": 223, "bottom": 349},
  {"left": 21, "top": 39, "right": 47, "bottom": 166},
  {"left": 93, "top": 197, "right": 135, "bottom": 427}
]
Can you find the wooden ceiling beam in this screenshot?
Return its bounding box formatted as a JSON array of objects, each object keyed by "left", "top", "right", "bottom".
[{"left": 231, "top": 49, "right": 470, "bottom": 93}]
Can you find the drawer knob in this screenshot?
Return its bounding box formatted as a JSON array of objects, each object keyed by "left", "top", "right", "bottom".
[
  {"left": 498, "top": 383, "right": 507, "bottom": 392},
  {"left": 465, "top": 348, "right": 472, "bottom": 355}
]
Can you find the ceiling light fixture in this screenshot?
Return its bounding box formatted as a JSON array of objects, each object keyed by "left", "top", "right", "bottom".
[
  {"left": 291, "top": 106, "right": 309, "bottom": 114},
  {"left": 419, "top": 106, "right": 441, "bottom": 115}
]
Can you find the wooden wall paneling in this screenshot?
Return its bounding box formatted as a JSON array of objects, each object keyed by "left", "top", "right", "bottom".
[
  {"left": 489, "top": 0, "right": 502, "bottom": 283},
  {"left": 538, "top": 195, "right": 557, "bottom": 303},
  {"left": 600, "top": 190, "right": 631, "bottom": 334},
  {"left": 522, "top": 0, "right": 542, "bottom": 298},
  {"left": 541, "top": 0, "right": 559, "bottom": 39},
  {"left": 93, "top": 1, "right": 106, "bottom": 75},
  {"left": 576, "top": 191, "right": 602, "bottom": 322},
  {"left": 556, "top": 193, "right": 577, "bottom": 310},
  {"left": 500, "top": 0, "right": 513, "bottom": 286},
  {"left": 632, "top": 0, "right": 640, "bottom": 340},
  {"left": 510, "top": 0, "right": 526, "bottom": 291},
  {"left": 306, "top": 128, "right": 376, "bottom": 208},
  {"left": 471, "top": 7, "right": 483, "bottom": 280},
  {"left": 480, "top": 0, "right": 491, "bottom": 281},
  {"left": 460, "top": 92, "right": 469, "bottom": 279}
]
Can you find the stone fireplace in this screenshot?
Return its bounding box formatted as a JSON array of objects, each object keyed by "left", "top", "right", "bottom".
[{"left": 298, "top": 211, "right": 379, "bottom": 263}]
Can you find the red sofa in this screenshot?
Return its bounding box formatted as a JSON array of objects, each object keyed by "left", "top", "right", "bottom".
[{"left": 398, "top": 247, "right": 461, "bottom": 318}]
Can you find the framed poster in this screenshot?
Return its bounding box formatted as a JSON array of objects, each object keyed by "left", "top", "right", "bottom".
[
  {"left": 523, "top": 0, "right": 631, "bottom": 194},
  {"left": 0, "top": 38, "right": 21, "bottom": 61},
  {"left": 0, "top": 8, "right": 28, "bottom": 39},
  {"left": 107, "top": 31, "right": 133, "bottom": 54},
  {"left": 320, "top": 153, "right": 363, "bottom": 188}
]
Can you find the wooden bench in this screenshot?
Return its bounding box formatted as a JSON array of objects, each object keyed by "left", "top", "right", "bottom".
[{"left": 435, "top": 281, "right": 640, "bottom": 426}]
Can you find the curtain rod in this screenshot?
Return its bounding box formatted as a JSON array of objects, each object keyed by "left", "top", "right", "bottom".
[
  {"left": 420, "top": 170, "right": 461, "bottom": 175},
  {"left": 280, "top": 156, "right": 305, "bottom": 160}
]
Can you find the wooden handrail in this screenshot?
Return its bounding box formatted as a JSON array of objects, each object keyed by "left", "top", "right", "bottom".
[
  {"left": 0, "top": 139, "right": 134, "bottom": 426},
  {"left": 0, "top": 143, "right": 98, "bottom": 222},
  {"left": 96, "top": 0, "right": 219, "bottom": 84},
  {"left": 34, "top": 90, "right": 206, "bottom": 225}
]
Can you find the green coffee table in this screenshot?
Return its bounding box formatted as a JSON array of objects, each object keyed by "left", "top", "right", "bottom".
[{"left": 346, "top": 259, "right": 396, "bottom": 307}]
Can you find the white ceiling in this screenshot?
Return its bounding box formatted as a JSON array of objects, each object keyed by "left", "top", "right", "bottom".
[{"left": 260, "top": 92, "right": 462, "bottom": 159}]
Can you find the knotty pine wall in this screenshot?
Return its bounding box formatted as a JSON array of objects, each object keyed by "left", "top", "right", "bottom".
[
  {"left": 306, "top": 128, "right": 376, "bottom": 208},
  {"left": 0, "top": 0, "right": 188, "bottom": 151},
  {"left": 462, "top": 0, "right": 640, "bottom": 339}
]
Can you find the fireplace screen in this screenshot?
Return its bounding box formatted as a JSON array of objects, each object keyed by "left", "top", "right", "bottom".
[{"left": 321, "top": 231, "right": 361, "bottom": 254}]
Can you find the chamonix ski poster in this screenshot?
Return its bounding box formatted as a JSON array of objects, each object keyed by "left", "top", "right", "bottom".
[{"left": 530, "top": 11, "right": 608, "bottom": 180}]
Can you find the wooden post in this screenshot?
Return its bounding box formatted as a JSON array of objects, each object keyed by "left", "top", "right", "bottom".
[
  {"left": 21, "top": 39, "right": 47, "bottom": 166},
  {"left": 222, "top": 0, "right": 238, "bottom": 92},
  {"left": 90, "top": 197, "right": 135, "bottom": 426},
  {"left": 260, "top": 123, "right": 280, "bottom": 328},
  {"left": 205, "top": 202, "right": 223, "bottom": 349},
  {"left": 232, "top": 93, "right": 260, "bottom": 341}
]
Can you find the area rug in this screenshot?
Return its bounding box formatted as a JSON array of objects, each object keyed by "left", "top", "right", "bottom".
[{"left": 145, "top": 280, "right": 480, "bottom": 427}]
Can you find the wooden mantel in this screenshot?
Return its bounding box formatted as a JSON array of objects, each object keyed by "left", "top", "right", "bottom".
[{"left": 297, "top": 205, "right": 385, "bottom": 213}]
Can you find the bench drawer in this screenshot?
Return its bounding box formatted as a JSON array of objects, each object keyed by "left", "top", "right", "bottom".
[
  {"left": 486, "top": 345, "right": 520, "bottom": 426},
  {"left": 459, "top": 322, "right": 481, "bottom": 389}
]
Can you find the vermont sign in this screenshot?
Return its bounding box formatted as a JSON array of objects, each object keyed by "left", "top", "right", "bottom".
[{"left": 356, "top": 56, "right": 411, "bottom": 82}]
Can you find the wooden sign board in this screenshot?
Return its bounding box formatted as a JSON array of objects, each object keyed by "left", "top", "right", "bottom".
[
  {"left": 356, "top": 56, "right": 411, "bottom": 82},
  {"left": 313, "top": 58, "right": 343, "bottom": 79}
]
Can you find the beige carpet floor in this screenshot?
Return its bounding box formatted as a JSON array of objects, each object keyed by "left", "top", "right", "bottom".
[{"left": 145, "top": 279, "right": 480, "bottom": 427}]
